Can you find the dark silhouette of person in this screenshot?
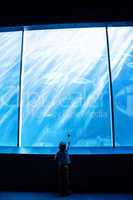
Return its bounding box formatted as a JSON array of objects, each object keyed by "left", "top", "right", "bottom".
[{"left": 54, "top": 141, "right": 71, "bottom": 196}]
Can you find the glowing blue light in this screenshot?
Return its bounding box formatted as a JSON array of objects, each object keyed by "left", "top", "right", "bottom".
[
  {"left": 21, "top": 28, "right": 112, "bottom": 147},
  {"left": 0, "top": 25, "right": 132, "bottom": 151},
  {"left": 0, "top": 31, "right": 22, "bottom": 146},
  {"left": 108, "top": 27, "right": 133, "bottom": 146}
]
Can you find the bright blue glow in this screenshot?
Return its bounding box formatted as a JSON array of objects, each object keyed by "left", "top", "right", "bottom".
[
  {"left": 108, "top": 27, "right": 133, "bottom": 146},
  {"left": 21, "top": 28, "right": 112, "bottom": 147},
  {"left": 0, "top": 31, "right": 22, "bottom": 146},
  {"left": 0, "top": 25, "right": 133, "bottom": 153}
]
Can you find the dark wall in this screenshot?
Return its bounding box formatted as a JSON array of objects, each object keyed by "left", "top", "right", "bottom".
[
  {"left": 0, "top": 154, "right": 133, "bottom": 193},
  {"left": 0, "top": 1, "right": 133, "bottom": 26}
]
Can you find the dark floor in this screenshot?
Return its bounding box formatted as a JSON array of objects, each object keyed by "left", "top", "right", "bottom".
[{"left": 0, "top": 192, "right": 132, "bottom": 200}]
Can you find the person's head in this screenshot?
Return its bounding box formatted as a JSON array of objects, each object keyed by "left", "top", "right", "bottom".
[{"left": 59, "top": 141, "right": 66, "bottom": 151}]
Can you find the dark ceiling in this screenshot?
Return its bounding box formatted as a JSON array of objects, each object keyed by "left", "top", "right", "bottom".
[{"left": 0, "top": 1, "right": 133, "bottom": 26}]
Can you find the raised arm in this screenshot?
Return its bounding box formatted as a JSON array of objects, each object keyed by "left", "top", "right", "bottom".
[
  {"left": 54, "top": 154, "right": 57, "bottom": 160},
  {"left": 67, "top": 141, "right": 70, "bottom": 151},
  {"left": 67, "top": 133, "right": 71, "bottom": 151}
]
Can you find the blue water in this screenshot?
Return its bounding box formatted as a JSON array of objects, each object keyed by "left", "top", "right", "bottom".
[
  {"left": 0, "top": 31, "right": 22, "bottom": 146},
  {"left": 108, "top": 27, "right": 133, "bottom": 146},
  {"left": 21, "top": 28, "right": 112, "bottom": 147},
  {"left": 0, "top": 25, "right": 132, "bottom": 150}
]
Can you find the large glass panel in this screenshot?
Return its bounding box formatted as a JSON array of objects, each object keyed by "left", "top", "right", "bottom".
[
  {"left": 108, "top": 27, "right": 133, "bottom": 146},
  {"left": 0, "top": 31, "right": 22, "bottom": 146},
  {"left": 21, "top": 27, "right": 112, "bottom": 147}
]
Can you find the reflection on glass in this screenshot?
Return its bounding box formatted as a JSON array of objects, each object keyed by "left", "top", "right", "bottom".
[
  {"left": 0, "top": 31, "right": 22, "bottom": 146},
  {"left": 21, "top": 27, "right": 112, "bottom": 147},
  {"left": 108, "top": 27, "right": 133, "bottom": 146}
]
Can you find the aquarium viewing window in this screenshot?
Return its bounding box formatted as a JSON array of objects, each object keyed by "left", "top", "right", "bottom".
[{"left": 0, "top": 23, "right": 132, "bottom": 154}]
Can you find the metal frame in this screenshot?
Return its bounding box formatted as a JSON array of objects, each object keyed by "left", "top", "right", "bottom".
[
  {"left": 0, "top": 26, "right": 23, "bottom": 32},
  {"left": 23, "top": 21, "right": 133, "bottom": 31},
  {"left": 17, "top": 29, "right": 24, "bottom": 147},
  {"left": 0, "top": 21, "right": 133, "bottom": 33},
  {"left": 105, "top": 27, "right": 116, "bottom": 148}
]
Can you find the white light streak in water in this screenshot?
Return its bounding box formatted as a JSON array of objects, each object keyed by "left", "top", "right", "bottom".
[
  {"left": 21, "top": 27, "right": 112, "bottom": 146},
  {"left": 0, "top": 31, "right": 22, "bottom": 146}
]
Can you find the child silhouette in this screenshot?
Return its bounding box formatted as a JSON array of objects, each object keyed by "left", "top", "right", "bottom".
[{"left": 55, "top": 141, "right": 71, "bottom": 196}]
